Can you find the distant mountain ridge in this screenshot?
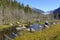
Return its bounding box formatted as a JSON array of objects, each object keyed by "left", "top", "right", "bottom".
[
  {"left": 53, "top": 7, "right": 60, "bottom": 14},
  {"left": 53, "top": 7, "right": 60, "bottom": 19},
  {"left": 32, "top": 8, "right": 45, "bottom": 14}
]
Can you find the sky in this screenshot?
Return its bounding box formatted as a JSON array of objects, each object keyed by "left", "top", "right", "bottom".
[{"left": 17, "top": 0, "right": 60, "bottom": 12}]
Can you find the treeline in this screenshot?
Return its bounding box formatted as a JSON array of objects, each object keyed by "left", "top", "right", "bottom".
[{"left": 0, "top": 0, "right": 32, "bottom": 13}]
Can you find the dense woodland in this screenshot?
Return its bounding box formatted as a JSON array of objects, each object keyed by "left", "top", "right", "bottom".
[{"left": 0, "top": 0, "right": 47, "bottom": 25}]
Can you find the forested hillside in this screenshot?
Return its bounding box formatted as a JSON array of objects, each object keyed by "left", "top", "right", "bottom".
[
  {"left": 53, "top": 7, "right": 60, "bottom": 19},
  {"left": 0, "top": 0, "right": 46, "bottom": 25}
]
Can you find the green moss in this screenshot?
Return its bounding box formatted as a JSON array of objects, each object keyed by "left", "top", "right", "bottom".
[
  {"left": 38, "top": 22, "right": 44, "bottom": 24},
  {"left": 0, "top": 25, "right": 10, "bottom": 31}
]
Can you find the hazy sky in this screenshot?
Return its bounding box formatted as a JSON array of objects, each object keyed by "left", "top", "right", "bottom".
[{"left": 17, "top": 0, "right": 60, "bottom": 12}]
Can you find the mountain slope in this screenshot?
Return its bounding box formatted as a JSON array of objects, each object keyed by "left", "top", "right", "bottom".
[
  {"left": 53, "top": 7, "right": 60, "bottom": 19},
  {"left": 32, "top": 8, "right": 45, "bottom": 14}
]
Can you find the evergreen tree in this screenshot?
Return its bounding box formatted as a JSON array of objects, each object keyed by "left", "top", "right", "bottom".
[
  {"left": 24, "top": 4, "right": 32, "bottom": 13},
  {"left": 21, "top": 3, "right": 24, "bottom": 9}
]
